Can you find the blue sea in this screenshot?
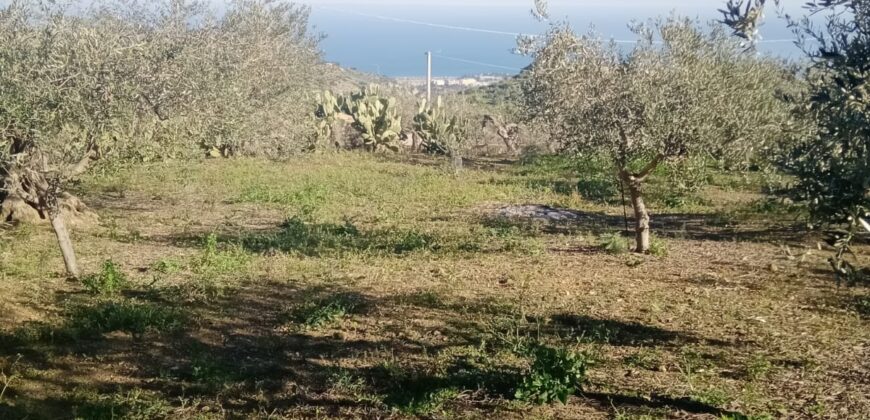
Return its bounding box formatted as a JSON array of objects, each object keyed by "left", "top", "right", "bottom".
[{"left": 306, "top": 0, "right": 805, "bottom": 77}]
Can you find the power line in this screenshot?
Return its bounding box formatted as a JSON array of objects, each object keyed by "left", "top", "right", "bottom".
[
  {"left": 318, "top": 6, "right": 521, "bottom": 37},
  {"left": 315, "top": 6, "right": 798, "bottom": 45}
]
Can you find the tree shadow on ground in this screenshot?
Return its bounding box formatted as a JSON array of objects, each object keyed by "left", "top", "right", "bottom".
[
  {"left": 485, "top": 204, "right": 810, "bottom": 243},
  {"left": 545, "top": 314, "right": 735, "bottom": 347},
  {"left": 0, "top": 281, "right": 749, "bottom": 418},
  {"left": 150, "top": 217, "right": 442, "bottom": 257}
]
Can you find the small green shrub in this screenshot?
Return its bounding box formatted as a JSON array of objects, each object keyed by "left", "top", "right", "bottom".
[
  {"left": 81, "top": 260, "right": 128, "bottom": 295},
  {"left": 649, "top": 236, "right": 669, "bottom": 257},
  {"left": 193, "top": 233, "right": 250, "bottom": 279},
  {"left": 515, "top": 344, "right": 590, "bottom": 404},
  {"left": 72, "top": 388, "right": 171, "bottom": 420},
  {"left": 599, "top": 233, "right": 630, "bottom": 255},
  {"left": 66, "top": 300, "right": 185, "bottom": 338},
  {"left": 289, "top": 296, "right": 356, "bottom": 329}
]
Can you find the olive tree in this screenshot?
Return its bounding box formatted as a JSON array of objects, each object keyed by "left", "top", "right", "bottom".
[
  {"left": 0, "top": 0, "right": 326, "bottom": 278},
  {"left": 0, "top": 1, "right": 165, "bottom": 277},
  {"left": 723, "top": 0, "right": 870, "bottom": 281},
  {"left": 521, "top": 17, "right": 798, "bottom": 252}
]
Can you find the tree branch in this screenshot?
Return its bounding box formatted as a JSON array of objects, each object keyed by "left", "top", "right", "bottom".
[{"left": 634, "top": 153, "right": 665, "bottom": 180}]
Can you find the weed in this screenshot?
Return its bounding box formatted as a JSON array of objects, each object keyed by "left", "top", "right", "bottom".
[
  {"left": 288, "top": 296, "right": 356, "bottom": 329},
  {"left": 391, "top": 230, "right": 439, "bottom": 254},
  {"left": 81, "top": 260, "right": 128, "bottom": 295},
  {"left": 65, "top": 300, "right": 185, "bottom": 339},
  {"left": 624, "top": 348, "right": 663, "bottom": 371},
  {"left": 691, "top": 387, "right": 731, "bottom": 407},
  {"left": 599, "top": 233, "right": 630, "bottom": 254},
  {"left": 515, "top": 344, "right": 590, "bottom": 404},
  {"left": 649, "top": 236, "right": 669, "bottom": 257},
  {"left": 237, "top": 183, "right": 330, "bottom": 218},
  {"left": 245, "top": 217, "right": 439, "bottom": 256},
  {"left": 189, "top": 352, "right": 241, "bottom": 389},
  {"left": 151, "top": 258, "right": 182, "bottom": 275},
  {"left": 394, "top": 387, "right": 459, "bottom": 416},
  {"left": 745, "top": 354, "right": 773, "bottom": 381},
  {"left": 72, "top": 388, "right": 171, "bottom": 420},
  {"left": 0, "top": 355, "right": 22, "bottom": 402},
  {"left": 193, "top": 233, "right": 250, "bottom": 279}
]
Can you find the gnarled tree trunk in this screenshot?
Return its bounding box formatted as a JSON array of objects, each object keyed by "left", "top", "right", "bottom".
[
  {"left": 483, "top": 115, "right": 520, "bottom": 156},
  {"left": 2, "top": 142, "right": 97, "bottom": 279},
  {"left": 625, "top": 177, "right": 651, "bottom": 253},
  {"left": 618, "top": 155, "right": 664, "bottom": 254}
]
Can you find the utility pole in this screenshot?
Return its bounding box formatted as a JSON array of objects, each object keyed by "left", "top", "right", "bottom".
[{"left": 426, "top": 51, "right": 432, "bottom": 103}]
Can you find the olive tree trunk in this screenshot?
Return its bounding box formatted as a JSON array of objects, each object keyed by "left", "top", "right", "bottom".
[
  {"left": 619, "top": 163, "right": 661, "bottom": 254},
  {"left": 49, "top": 211, "right": 80, "bottom": 278},
  {"left": 626, "top": 180, "right": 651, "bottom": 253},
  {"left": 2, "top": 166, "right": 91, "bottom": 279}
]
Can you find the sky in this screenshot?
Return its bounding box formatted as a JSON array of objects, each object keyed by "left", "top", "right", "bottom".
[{"left": 303, "top": 0, "right": 806, "bottom": 77}]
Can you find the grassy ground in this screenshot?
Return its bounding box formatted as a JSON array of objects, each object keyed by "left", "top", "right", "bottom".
[{"left": 0, "top": 153, "right": 867, "bottom": 419}]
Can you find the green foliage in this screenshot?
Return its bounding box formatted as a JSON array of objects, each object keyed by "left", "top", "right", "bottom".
[
  {"left": 515, "top": 344, "right": 590, "bottom": 405},
  {"left": 0, "top": 0, "right": 326, "bottom": 170},
  {"left": 193, "top": 233, "right": 250, "bottom": 279},
  {"left": 339, "top": 86, "right": 403, "bottom": 152},
  {"left": 691, "top": 387, "right": 732, "bottom": 407},
  {"left": 521, "top": 15, "right": 799, "bottom": 251},
  {"left": 413, "top": 97, "right": 468, "bottom": 156},
  {"left": 72, "top": 388, "right": 171, "bottom": 420},
  {"left": 62, "top": 300, "right": 185, "bottom": 340},
  {"left": 600, "top": 233, "right": 630, "bottom": 255},
  {"left": 624, "top": 348, "right": 663, "bottom": 371},
  {"left": 773, "top": 2, "right": 870, "bottom": 281},
  {"left": 649, "top": 236, "right": 669, "bottom": 257},
  {"left": 81, "top": 260, "right": 128, "bottom": 295},
  {"left": 289, "top": 295, "right": 357, "bottom": 329},
  {"left": 394, "top": 387, "right": 459, "bottom": 416},
  {"left": 745, "top": 354, "right": 773, "bottom": 381},
  {"left": 241, "top": 216, "right": 440, "bottom": 257}
]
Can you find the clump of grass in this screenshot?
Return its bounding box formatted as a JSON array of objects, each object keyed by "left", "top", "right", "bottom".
[
  {"left": 81, "top": 260, "right": 128, "bottom": 295},
  {"left": 624, "top": 348, "right": 663, "bottom": 371},
  {"left": 691, "top": 387, "right": 732, "bottom": 407},
  {"left": 394, "top": 387, "right": 460, "bottom": 416},
  {"left": 65, "top": 300, "right": 186, "bottom": 339},
  {"left": 151, "top": 258, "right": 182, "bottom": 275},
  {"left": 515, "top": 344, "right": 591, "bottom": 405},
  {"left": 193, "top": 233, "right": 250, "bottom": 279},
  {"left": 649, "top": 236, "right": 669, "bottom": 257},
  {"left": 72, "top": 388, "right": 171, "bottom": 420},
  {"left": 599, "top": 233, "right": 630, "bottom": 254},
  {"left": 745, "top": 354, "right": 773, "bottom": 381},
  {"left": 288, "top": 295, "right": 357, "bottom": 330},
  {"left": 189, "top": 352, "right": 242, "bottom": 389}
]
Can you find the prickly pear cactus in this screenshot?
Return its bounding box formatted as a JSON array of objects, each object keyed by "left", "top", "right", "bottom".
[
  {"left": 339, "top": 85, "right": 402, "bottom": 152},
  {"left": 313, "top": 90, "right": 341, "bottom": 145},
  {"left": 412, "top": 96, "right": 466, "bottom": 156}
]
